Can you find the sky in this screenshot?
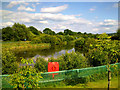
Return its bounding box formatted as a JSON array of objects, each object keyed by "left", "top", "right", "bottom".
[{"left": 1, "top": 1, "right": 119, "bottom": 34}]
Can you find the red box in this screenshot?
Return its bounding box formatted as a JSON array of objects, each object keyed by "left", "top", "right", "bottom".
[
  {"left": 48, "top": 62, "right": 59, "bottom": 72},
  {"left": 48, "top": 62, "right": 59, "bottom": 79}
]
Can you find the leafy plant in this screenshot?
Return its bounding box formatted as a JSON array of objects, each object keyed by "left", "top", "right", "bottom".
[
  {"left": 2, "top": 50, "right": 18, "bottom": 74},
  {"left": 49, "top": 51, "right": 88, "bottom": 70},
  {"left": 34, "top": 57, "right": 48, "bottom": 72},
  {"left": 9, "top": 58, "right": 42, "bottom": 88}
]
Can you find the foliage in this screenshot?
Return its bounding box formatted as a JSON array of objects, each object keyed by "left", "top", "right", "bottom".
[
  {"left": 98, "top": 33, "right": 110, "bottom": 40},
  {"left": 83, "top": 38, "right": 97, "bottom": 52},
  {"left": 2, "top": 27, "right": 14, "bottom": 41},
  {"left": 49, "top": 51, "right": 88, "bottom": 70},
  {"left": 117, "top": 28, "right": 120, "bottom": 40},
  {"left": 9, "top": 58, "right": 42, "bottom": 88},
  {"left": 64, "top": 35, "right": 75, "bottom": 42},
  {"left": 12, "top": 23, "right": 33, "bottom": 41},
  {"left": 64, "top": 29, "right": 76, "bottom": 35},
  {"left": 28, "top": 26, "right": 41, "bottom": 35},
  {"left": 2, "top": 50, "right": 18, "bottom": 74},
  {"left": 43, "top": 28, "right": 55, "bottom": 35},
  {"left": 57, "top": 32, "right": 64, "bottom": 35},
  {"left": 75, "top": 38, "right": 85, "bottom": 48},
  {"left": 85, "top": 48, "right": 109, "bottom": 66},
  {"left": 34, "top": 57, "right": 48, "bottom": 72}
]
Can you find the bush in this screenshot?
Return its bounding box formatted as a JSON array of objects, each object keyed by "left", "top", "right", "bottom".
[
  {"left": 31, "top": 37, "right": 42, "bottom": 44},
  {"left": 49, "top": 51, "right": 88, "bottom": 70},
  {"left": 34, "top": 57, "right": 48, "bottom": 72},
  {"left": 9, "top": 58, "right": 42, "bottom": 88},
  {"left": 2, "top": 50, "right": 19, "bottom": 74},
  {"left": 75, "top": 38, "right": 85, "bottom": 48},
  {"left": 83, "top": 38, "right": 97, "bottom": 52},
  {"left": 85, "top": 48, "right": 109, "bottom": 66}
]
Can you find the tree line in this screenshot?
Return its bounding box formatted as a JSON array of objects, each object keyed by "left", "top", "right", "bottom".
[{"left": 1, "top": 23, "right": 120, "bottom": 41}]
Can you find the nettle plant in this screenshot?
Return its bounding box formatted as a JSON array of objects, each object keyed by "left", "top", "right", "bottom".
[{"left": 9, "top": 58, "right": 42, "bottom": 88}]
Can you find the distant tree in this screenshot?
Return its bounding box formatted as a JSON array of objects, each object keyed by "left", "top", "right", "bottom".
[
  {"left": 84, "top": 32, "right": 87, "bottom": 34},
  {"left": 2, "top": 26, "right": 14, "bottom": 41},
  {"left": 117, "top": 28, "right": 120, "bottom": 39},
  {"left": 12, "top": 23, "right": 32, "bottom": 41},
  {"left": 64, "top": 29, "right": 76, "bottom": 35},
  {"left": 43, "top": 28, "right": 55, "bottom": 35},
  {"left": 98, "top": 33, "right": 109, "bottom": 40},
  {"left": 57, "top": 32, "right": 64, "bottom": 35},
  {"left": 28, "top": 26, "right": 40, "bottom": 35},
  {"left": 77, "top": 32, "right": 82, "bottom": 35}
]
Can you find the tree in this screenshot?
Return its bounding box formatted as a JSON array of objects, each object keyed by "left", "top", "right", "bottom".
[
  {"left": 2, "top": 26, "right": 14, "bottom": 41},
  {"left": 117, "top": 28, "right": 120, "bottom": 39},
  {"left": 12, "top": 23, "right": 32, "bottom": 41},
  {"left": 98, "top": 33, "right": 109, "bottom": 40},
  {"left": 28, "top": 26, "right": 40, "bottom": 35},
  {"left": 64, "top": 29, "right": 76, "bottom": 35},
  {"left": 57, "top": 32, "right": 64, "bottom": 35},
  {"left": 43, "top": 28, "right": 55, "bottom": 35},
  {"left": 2, "top": 50, "right": 18, "bottom": 74}
]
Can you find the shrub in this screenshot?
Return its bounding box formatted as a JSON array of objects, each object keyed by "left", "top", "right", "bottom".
[
  {"left": 9, "top": 58, "right": 42, "bottom": 88},
  {"left": 34, "top": 57, "right": 48, "bottom": 72},
  {"left": 75, "top": 38, "right": 85, "bottom": 48},
  {"left": 64, "top": 35, "right": 75, "bottom": 42},
  {"left": 85, "top": 48, "right": 109, "bottom": 66},
  {"left": 49, "top": 51, "right": 88, "bottom": 70},
  {"left": 2, "top": 50, "right": 18, "bottom": 74},
  {"left": 83, "top": 38, "right": 97, "bottom": 52},
  {"left": 31, "top": 37, "right": 42, "bottom": 44}
]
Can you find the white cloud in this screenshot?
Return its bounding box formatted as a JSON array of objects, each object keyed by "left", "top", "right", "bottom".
[
  {"left": 1, "top": 22, "right": 14, "bottom": 27},
  {"left": 17, "top": 5, "right": 35, "bottom": 12},
  {"left": 99, "top": 19, "right": 117, "bottom": 26},
  {"left": 7, "top": 1, "right": 29, "bottom": 8},
  {"left": 39, "top": 21, "right": 48, "bottom": 24},
  {"left": 40, "top": 4, "right": 68, "bottom": 13},
  {"left": 1, "top": 10, "right": 118, "bottom": 34},
  {"left": 89, "top": 8, "right": 96, "bottom": 11},
  {"left": 93, "top": 28, "right": 99, "bottom": 32}
]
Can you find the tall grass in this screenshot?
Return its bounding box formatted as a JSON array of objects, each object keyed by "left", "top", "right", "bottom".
[{"left": 2, "top": 41, "right": 51, "bottom": 51}]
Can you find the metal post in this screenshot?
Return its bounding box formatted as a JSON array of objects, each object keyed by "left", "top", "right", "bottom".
[{"left": 108, "top": 70, "right": 111, "bottom": 90}]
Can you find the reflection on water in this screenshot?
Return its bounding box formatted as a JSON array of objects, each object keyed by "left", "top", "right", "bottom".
[
  {"left": 14, "top": 45, "right": 75, "bottom": 61},
  {"left": 34, "top": 48, "right": 75, "bottom": 61}
]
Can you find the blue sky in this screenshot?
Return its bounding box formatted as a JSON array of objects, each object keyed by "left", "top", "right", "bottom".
[{"left": 1, "top": 1, "right": 119, "bottom": 34}]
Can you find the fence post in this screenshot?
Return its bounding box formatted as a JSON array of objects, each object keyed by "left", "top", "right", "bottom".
[{"left": 108, "top": 70, "right": 111, "bottom": 90}]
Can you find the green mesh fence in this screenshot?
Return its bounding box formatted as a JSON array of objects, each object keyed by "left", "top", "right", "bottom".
[{"left": 1, "top": 63, "right": 120, "bottom": 88}]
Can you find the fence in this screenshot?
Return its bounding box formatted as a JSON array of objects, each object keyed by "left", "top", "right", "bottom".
[{"left": 1, "top": 63, "right": 120, "bottom": 88}]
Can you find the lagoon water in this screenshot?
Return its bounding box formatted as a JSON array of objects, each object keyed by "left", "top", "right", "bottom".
[{"left": 14, "top": 45, "right": 75, "bottom": 62}]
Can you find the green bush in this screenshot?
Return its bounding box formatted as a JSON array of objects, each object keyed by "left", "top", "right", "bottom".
[
  {"left": 34, "top": 57, "right": 48, "bottom": 72},
  {"left": 9, "top": 58, "right": 42, "bottom": 88},
  {"left": 31, "top": 37, "right": 42, "bottom": 44},
  {"left": 83, "top": 38, "right": 97, "bottom": 51},
  {"left": 75, "top": 38, "right": 85, "bottom": 48},
  {"left": 49, "top": 51, "right": 88, "bottom": 70},
  {"left": 64, "top": 35, "right": 75, "bottom": 42},
  {"left": 2, "top": 50, "right": 19, "bottom": 74},
  {"left": 85, "top": 48, "right": 109, "bottom": 66}
]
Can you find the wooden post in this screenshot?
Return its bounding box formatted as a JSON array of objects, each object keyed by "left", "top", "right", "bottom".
[{"left": 108, "top": 70, "right": 111, "bottom": 90}]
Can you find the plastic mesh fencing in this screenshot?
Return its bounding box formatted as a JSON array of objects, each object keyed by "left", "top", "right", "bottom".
[{"left": 1, "top": 63, "right": 120, "bottom": 88}]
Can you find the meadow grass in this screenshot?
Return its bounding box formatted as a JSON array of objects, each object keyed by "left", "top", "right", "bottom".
[{"left": 2, "top": 41, "right": 51, "bottom": 51}]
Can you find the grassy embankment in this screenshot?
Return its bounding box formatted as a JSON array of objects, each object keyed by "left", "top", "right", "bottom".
[
  {"left": 2, "top": 76, "right": 119, "bottom": 88},
  {"left": 2, "top": 41, "right": 51, "bottom": 51}
]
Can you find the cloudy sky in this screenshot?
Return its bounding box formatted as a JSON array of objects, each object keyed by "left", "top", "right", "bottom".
[{"left": 1, "top": 1, "right": 119, "bottom": 34}]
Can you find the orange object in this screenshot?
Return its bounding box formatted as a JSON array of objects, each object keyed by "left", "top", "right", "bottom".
[{"left": 48, "top": 62, "right": 59, "bottom": 79}]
